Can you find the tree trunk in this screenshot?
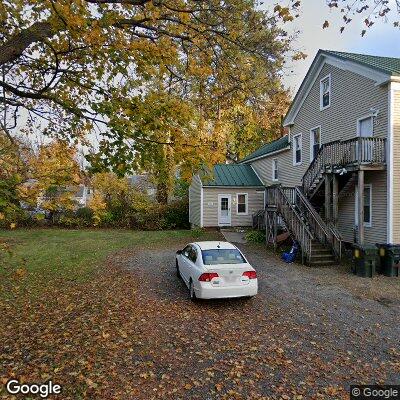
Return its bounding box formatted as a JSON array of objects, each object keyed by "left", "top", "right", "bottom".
[
  {"left": 156, "top": 182, "right": 168, "bottom": 204},
  {"left": 0, "top": 21, "right": 55, "bottom": 66}
]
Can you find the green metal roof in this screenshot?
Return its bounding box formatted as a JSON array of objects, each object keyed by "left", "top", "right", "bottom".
[
  {"left": 201, "top": 164, "right": 263, "bottom": 187},
  {"left": 240, "top": 135, "right": 289, "bottom": 163},
  {"left": 322, "top": 50, "right": 400, "bottom": 76}
]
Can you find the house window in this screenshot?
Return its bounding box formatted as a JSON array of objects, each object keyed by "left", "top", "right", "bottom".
[
  {"left": 355, "top": 184, "right": 372, "bottom": 227},
  {"left": 364, "top": 185, "right": 372, "bottom": 227},
  {"left": 310, "top": 127, "right": 321, "bottom": 161},
  {"left": 237, "top": 193, "right": 248, "bottom": 214},
  {"left": 293, "top": 134, "right": 302, "bottom": 165},
  {"left": 272, "top": 158, "right": 278, "bottom": 181},
  {"left": 320, "top": 75, "right": 331, "bottom": 110}
]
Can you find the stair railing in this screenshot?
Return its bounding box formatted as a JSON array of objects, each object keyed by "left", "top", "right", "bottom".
[
  {"left": 274, "top": 186, "right": 314, "bottom": 262},
  {"left": 295, "top": 187, "right": 342, "bottom": 260}
]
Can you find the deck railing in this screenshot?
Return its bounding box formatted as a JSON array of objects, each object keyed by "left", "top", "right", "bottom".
[{"left": 303, "top": 137, "right": 386, "bottom": 195}]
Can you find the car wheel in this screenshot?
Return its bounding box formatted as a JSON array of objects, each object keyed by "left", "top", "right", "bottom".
[
  {"left": 176, "top": 260, "right": 181, "bottom": 279},
  {"left": 189, "top": 279, "right": 197, "bottom": 302}
]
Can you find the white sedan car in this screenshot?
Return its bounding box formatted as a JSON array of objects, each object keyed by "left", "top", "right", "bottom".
[{"left": 175, "top": 241, "right": 258, "bottom": 301}]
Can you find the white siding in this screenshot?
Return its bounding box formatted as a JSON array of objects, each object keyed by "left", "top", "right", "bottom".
[
  {"left": 392, "top": 90, "right": 400, "bottom": 242},
  {"left": 202, "top": 188, "right": 264, "bottom": 227},
  {"left": 189, "top": 175, "right": 202, "bottom": 227},
  {"left": 338, "top": 171, "right": 387, "bottom": 243},
  {"left": 248, "top": 62, "right": 389, "bottom": 245}
]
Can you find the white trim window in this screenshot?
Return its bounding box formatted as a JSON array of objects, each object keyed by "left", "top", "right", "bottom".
[
  {"left": 272, "top": 158, "right": 279, "bottom": 181},
  {"left": 310, "top": 126, "right": 321, "bottom": 161},
  {"left": 320, "top": 75, "right": 331, "bottom": 110},
  {"left": 293, "top": 133, "right": 302, "bottom": 166},
  {"left": 355, "top": 184, "right": 372, "bottom": 227},
  {"left": 237, "top": 193, "right": 248, "bottom": 215}
]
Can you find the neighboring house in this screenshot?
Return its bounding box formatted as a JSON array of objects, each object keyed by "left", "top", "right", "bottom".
[
  {"left": 189, "top": 164, "right": 265, "bottom": 228},
  {"left": 73, "top": 185, "right": 92, "bottom": 207},
  {"left": 189, "top": 49, "right": 400, "bottom": 265},
  {"left": 127, "top": 174, "right": 157, "bottom": 199}
]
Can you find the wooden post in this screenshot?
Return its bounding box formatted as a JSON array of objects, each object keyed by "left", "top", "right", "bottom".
[
  {"left": 325, "top": 174, "right": 331, "bottom": 222},
  {"left": 273, "top": 212, "right": 278, "bottom": 251},
  {"left": 358, "top": 170, "right": 365, "bottom": 245},
  {"left": 332, "top": 173, "right": 339, "bottom": 225}
]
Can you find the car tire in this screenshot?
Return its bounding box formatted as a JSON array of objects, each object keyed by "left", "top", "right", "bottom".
[
  {"left": 176, "top": 260, "right": 181, "bottom": 279},
  {"left": 189, "top": 279, "right": 197, "bottom": 302}
]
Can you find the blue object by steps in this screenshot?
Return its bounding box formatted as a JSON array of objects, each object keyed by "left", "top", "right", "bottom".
[{"left": 282, "top": 241, "right": 299, "bottom": 263}]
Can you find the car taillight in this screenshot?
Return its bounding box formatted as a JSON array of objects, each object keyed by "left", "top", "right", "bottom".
[
  {"left": 242, "top": 271, "right": 257, "bottom": 279},
  {"left": 198, "top": 273, "right": 219, "bottom": 282}
]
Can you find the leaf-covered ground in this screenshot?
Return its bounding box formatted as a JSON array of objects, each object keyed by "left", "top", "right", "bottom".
[{"left": 1, "top": 230, "right": 399, "bottom": 399}]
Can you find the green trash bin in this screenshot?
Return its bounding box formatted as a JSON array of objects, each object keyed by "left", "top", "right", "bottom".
[
  {"left": 375, "top": 244, "right": 400, "bottom": 277},
  {"left": 353, "top": 244, "right": 378, "bottom": 278}
]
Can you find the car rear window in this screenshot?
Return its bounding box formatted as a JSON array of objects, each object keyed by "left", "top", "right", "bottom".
[{"left": 201, "top": 249, "right": 245, "bottom": 265}]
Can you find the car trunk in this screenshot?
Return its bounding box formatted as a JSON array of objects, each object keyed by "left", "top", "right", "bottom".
[{"left": 205, "top": 263, "right": 253, "bottom": 287}]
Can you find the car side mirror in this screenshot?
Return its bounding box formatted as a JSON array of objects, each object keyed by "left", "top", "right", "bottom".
[{"left": 176, "top": 250, "right": 182, "bottom": 255}]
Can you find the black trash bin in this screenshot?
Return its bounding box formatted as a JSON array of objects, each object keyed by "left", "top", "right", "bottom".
[
  {"left": 353, "top": 244, "right": 378, "bottom": 278},
  {"left": 375, "top": 244, "right": 400, "bottom": 277}
]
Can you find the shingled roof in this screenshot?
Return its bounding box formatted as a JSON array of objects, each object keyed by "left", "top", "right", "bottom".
[
  {"left": 240, "top": 135, "right": 289, "bottom": 163},
  {"left": 201, "top": 164, "right": 263, "bottom": 187},
  {"left": 322, "top": 50, "right": 400, "bottom": 76}
]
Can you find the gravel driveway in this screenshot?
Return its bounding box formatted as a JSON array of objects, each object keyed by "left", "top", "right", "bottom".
[{"left": 123, "top": 240, "right": 400, "bottom": 399}]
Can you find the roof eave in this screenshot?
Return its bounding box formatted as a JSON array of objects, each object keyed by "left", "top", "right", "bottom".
[
  {"left": 240, "top": 145, "right": 290, "bottom": 164},
  {"left": 283, "top": 49, "right": 392, "bottom": 127}
]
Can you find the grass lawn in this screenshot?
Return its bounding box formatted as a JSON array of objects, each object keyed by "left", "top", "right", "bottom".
[{"left": 0, "top": 228, "right": 219, "bottom": 297}]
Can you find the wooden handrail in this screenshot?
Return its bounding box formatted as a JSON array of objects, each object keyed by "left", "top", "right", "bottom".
[
  {"left": 274, "top": 186, "right": 314, "bottom": 262},
  {"left": 295, "top": 187, "right": 342, "bottom": 259},
  {"left": 265, "top": 185, "right": 342, "bottom": 261}
]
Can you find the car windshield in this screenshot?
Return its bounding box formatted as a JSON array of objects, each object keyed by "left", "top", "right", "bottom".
[{"left": 201, "top": 249, "right": 245, "bottom": 265}]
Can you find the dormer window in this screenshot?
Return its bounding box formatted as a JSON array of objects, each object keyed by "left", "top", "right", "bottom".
[{"left": 320, "top": 75, "right": 331, "bottom": 110}]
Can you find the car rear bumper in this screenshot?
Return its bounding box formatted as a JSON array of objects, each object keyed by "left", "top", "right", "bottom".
[{"left": 195, "top": 280, "right": 258, "bottom": 299}]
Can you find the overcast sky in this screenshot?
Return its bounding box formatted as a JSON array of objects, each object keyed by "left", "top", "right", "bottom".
[{"left": 263, "top": 1, "right": 400, "bottom": 93}]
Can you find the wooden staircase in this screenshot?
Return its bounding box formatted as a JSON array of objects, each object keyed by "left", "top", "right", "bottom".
[
  {"left": 308, "top": 241, "right": 336, "bottom": 267},
  {"left": 259, "top": 136, "right": 387, "bottom": 266},
  {"left": 265, "top": 186, "right": 341, "bottom": 266}
]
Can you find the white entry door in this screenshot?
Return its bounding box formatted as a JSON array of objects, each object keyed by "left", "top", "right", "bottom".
[
  {"left": 218, "top": 194, "right": 231, "bottom": 226},
  {"left": 358, "top": 116, "right": 374, "bottom": 161},
  {"left": 358, "top": 116, "right": 373, "bottom": 138}
]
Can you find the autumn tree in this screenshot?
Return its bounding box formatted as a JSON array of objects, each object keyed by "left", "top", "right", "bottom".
[
  {"left": 0, "top": 0, "right": 293, "bottom": 202},
  {"left": 325, "top": 0, "right": 400, "bottom": 32},
  {"left": 0, "top": 133, "right": 82, "bottom": 225},
  {"left": 0, "top": 133, "right": 32, "bottom": 224},
  {"left": 286, "top": 1, "right": 400, "bottom": 33},
  {"left": 23, "top": 141, "right": 82, "bottom": 219},
  {"left": 89, "top": 172, "right": 149, "bottom": 224}
]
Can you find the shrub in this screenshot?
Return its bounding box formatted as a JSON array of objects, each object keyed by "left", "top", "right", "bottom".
[
  {"left": 163, "top": 200, "right": 189, "bottom": 229},
  {"left": 75, "top": 207, "right": 94, "bottom": 226},
  {"left": 245, "top": 230, "right": 265, "bottom": 243}
]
